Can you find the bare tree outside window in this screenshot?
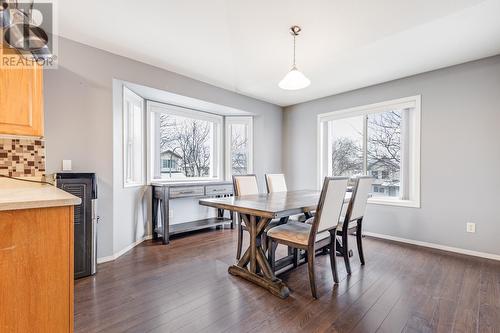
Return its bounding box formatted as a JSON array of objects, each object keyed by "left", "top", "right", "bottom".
[
  {"left": 331, "top": 137, "right": 362, "bottom": 176},
  {"left": 230, "top": 124, "right": 248, "bottom": 175},
  {"left": 159, "top": 114, "right": 213, "bottom": 179},
  {"left": 367, "top": 110, "right": 401, "bottom": 197},
  {"left": 330, "top": 116, "right": 364, "bottom": 178},
  {"left": 329, "top": 110, "right": 403, "bottom": 197}
]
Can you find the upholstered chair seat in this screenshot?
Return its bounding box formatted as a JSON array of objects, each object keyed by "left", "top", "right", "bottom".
[{"left": 266, "top": 222, "right": 330, "bottom": 246}]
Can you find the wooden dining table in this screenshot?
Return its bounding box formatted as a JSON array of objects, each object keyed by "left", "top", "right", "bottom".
[{"left": 199, "top": 189, "right": 351, "bottom": 299}]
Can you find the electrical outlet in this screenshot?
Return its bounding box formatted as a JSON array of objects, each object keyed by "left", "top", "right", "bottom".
[
  {"left": 62, "top": 160, "right": 72, "bottom": 171},
  {"left": 466, "top": 222, "right": 476, "bottom": 233}
]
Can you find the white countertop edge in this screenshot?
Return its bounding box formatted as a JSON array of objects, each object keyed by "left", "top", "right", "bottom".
[
  {"left": 0, "top": 178, "right": 81, "bottom": 212},
  {"left": 0, "top": 197, "right": 82, "bottom": 212}
]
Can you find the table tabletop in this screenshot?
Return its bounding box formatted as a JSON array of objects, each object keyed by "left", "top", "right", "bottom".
[{"left": 199, "top": 190, "right": 351, "bottom": 219}]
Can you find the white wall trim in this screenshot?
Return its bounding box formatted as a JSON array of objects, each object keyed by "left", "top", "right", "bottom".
[
  {"left": 97, "top": 235, "right": 153, "bottom": 264},
  {"left": 364, "top": 232, "right": 500, "bottom": 261}
]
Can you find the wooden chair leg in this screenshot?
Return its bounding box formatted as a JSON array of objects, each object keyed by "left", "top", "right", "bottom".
[
  {"left": 293, "top": 248, "right": 299, "bottom": 268},
  {"left": 307, "top": 249, "right": 317, "bottom": 299},
  {"left": 342, "top": 231, "right": 351, "bottom": 275},
  {"left": 329, "top": 235, "right": 339, "bottom": 283},
  {"left": 356, "top": 219, "right": 365, "bottom": 265},
  {"left": 267, "top": 239, "right": 276, "bottom": 273},
  {"left": 267, "top": 238, "right": 272, "bottom": 263},
  {"left": 236, "top": 222, "right": 243, "bottom": 260}
]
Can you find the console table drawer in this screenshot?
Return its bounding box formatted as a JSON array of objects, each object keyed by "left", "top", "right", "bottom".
[
  {"left": 205, "top": 185, "right": 233, "bottom": 195},
  {"left": 169, "top": 186, "right": 205, "bottom": 198}
]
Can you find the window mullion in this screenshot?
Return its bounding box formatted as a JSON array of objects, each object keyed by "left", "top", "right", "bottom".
[{"left": 363, "top": 115, "right": 368, "bottom": 175}]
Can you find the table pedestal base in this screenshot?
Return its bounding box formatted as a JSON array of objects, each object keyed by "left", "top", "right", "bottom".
[
  {"left": 231, "top": 214, "right": 290, "bottom": 299},
  {"left": 228, "top": 265, "right": 289, "bottom": 299}
]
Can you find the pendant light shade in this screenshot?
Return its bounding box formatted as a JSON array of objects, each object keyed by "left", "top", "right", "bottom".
[
  {"left": 279, "top": 66, "right": 311, "bottom": 90},
  {"left": 279, "top": 25, "right": 310, "bottom": 90}
]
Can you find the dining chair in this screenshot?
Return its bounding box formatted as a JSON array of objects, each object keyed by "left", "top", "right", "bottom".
[
  {"left": 233, "top": 174, "right": 258, "bottom": 260},
  {"left": 336, "top": 176, "right": 374, "bottom": 275},
  {"left": 265, "top": 173, "right": 306, "bottom": 223},
  {"left": 266, "top": 177, "right": 349, "bottom": 298},
  {"left": 233, "top": 175, "right": 287, "bottom": 259},
  {"left": 265, "top": 173, "right": 287, "bottom": 193}
]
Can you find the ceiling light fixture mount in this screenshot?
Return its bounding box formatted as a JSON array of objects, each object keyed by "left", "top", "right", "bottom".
[{"left": 279, "top": 25, "right": 310, "bottom": 91}]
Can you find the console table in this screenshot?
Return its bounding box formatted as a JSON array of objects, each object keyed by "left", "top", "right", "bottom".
[{"left": 152, "top": 181, "right": 234, "bottom": 244}]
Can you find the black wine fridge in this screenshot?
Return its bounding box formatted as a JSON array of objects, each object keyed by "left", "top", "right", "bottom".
[{"left": 56, "top": 172, "right": 98, "bottom": 279}]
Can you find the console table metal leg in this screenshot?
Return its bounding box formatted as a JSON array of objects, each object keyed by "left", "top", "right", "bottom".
[
  {"left": 152, "top": 197, "right": 158, "bottom": 240},
  {"left": 161, "top": 188, "right": 170, "bottom": 244}
]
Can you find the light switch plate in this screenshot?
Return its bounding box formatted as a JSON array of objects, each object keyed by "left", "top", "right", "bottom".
[
  {"left": 62, "top": 160, "right": 72, "bottom": 171},
  {"left": 466, "top": 222, "right": 476, "bottom": 233}
]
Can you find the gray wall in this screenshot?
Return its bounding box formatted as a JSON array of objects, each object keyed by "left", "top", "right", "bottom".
[
  {"left": 45, "top": 37, "right": 282, "bottom": 258},
  {"left": 283, "top": 55, "right": 500, "bottom": 256}
]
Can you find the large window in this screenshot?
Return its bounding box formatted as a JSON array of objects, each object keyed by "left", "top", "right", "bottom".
[
  {"left": 148, "top": 102, "right": 223, "bottom": 181},
  {"left": 225, "top": 117, "right": 253, "bottom": 179},
  {"left": 318, "top": 96, "right": 421, "bottom": 207},
  {"left": 123, "top": 87, "right": 145, "bottom": 187}
]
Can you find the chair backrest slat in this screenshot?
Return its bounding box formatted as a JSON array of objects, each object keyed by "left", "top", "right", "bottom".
[
  {"left": 233, "top": 174, "right": 259, "bottom": 196},
  {"left": 345, "top": 176, "right": 374, "bottom": 222},
  {"left": 265, "top": 174, "right": 288, "bottom": 193},
  {"left": 310, "top": 177, "right": 349, "bottom": 240}
]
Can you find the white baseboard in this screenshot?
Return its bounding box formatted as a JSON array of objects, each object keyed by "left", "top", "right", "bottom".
[
  {"left": 364, "top": 232, "right": 500, "bottom": 261},
  {"left": 97, "top": 235, "right": 153, "bottom": 264}
]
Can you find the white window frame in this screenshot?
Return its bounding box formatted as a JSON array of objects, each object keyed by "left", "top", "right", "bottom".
[
  {"left": 146, "top": 101, "right": 223, "bottom": 183},
  {"left": 225, "top": 116, "right": 254, "bottom": 180},
  {"left": 123, "top": 86, "right": 145, "bottom": 187},
  {"left": 317, "top": 95, "right": 421, "bottom": 208}
]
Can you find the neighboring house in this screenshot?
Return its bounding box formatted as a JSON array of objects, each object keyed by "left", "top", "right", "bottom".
[
  {"left": 368, "top": 160, "right": 400, "bottom": 197},
  {"left": 160, "top": 150, "right": 182, "bottom": 174}
]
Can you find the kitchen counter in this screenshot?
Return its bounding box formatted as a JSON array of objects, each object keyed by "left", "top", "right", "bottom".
[{"left": 0, "top": 177, "right": 81, "bottom": 211}]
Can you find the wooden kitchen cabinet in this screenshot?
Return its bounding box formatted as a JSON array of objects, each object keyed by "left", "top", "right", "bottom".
[
  {"left": 0, "top": 54, "right": 44, "bottom": 137},
  {"left": 0, "top": 206, "right": 74, "bottom": 332}
]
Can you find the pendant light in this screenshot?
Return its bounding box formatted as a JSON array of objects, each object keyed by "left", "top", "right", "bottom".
[{"left": 279, "top": 25, "right": 310, "bottom": 90}]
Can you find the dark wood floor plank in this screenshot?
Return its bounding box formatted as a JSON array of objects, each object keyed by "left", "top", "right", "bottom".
[
  {"left": 450, "top": 258, "right": 481, "bottom": 333},
  {"left": 73, "top": 229, "right": 500, "bottom": 333},
  {"left": 478, "top": 260, "right": 500, "bottom": 333}
]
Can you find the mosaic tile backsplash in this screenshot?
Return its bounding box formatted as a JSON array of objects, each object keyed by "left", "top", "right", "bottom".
[{"left": 0, "top": 138, "right": 45, "bottom": 178}]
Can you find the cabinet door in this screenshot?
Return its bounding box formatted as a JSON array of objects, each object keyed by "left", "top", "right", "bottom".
[
  {"left": 0, "top": 56, "right": 44, "bottom": 137},
  {"left": 0, "top": 206, "right": 74, "bottom": 332}
]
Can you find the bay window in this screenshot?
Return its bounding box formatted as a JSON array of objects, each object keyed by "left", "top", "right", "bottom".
[
  {"left": 148, "top": 101, "right": 223, "bottom": 182},
  {"left": 145, "top": 101, "right": 254, "bottom": 183}
]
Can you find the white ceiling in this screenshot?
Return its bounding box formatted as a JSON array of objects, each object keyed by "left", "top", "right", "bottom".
[{"left": 54, "top": 0, "right": 500, "bottom": 106}]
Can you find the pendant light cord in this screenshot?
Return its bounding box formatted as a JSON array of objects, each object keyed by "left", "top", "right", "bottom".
[
  {"left": 290, "top": 25, "right": 301, "bottom": 68},
  {"left": 293, "top": 34, "right": 296, "bottom": 67}
]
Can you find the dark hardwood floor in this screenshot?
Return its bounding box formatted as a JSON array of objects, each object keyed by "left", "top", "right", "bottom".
[{"left": 75, "top": 228, "right": 500, "bottom": 333}]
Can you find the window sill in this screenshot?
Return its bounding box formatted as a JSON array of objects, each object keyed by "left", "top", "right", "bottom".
[
  {"left": 368, "top": 197, "right": 420, "bottom": 208},
  {"left": 124, "top": 182, "right": 146, "bottom": 188},
  {"left": 149, "top": 178, "right": 225, "bottom": 185}
]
